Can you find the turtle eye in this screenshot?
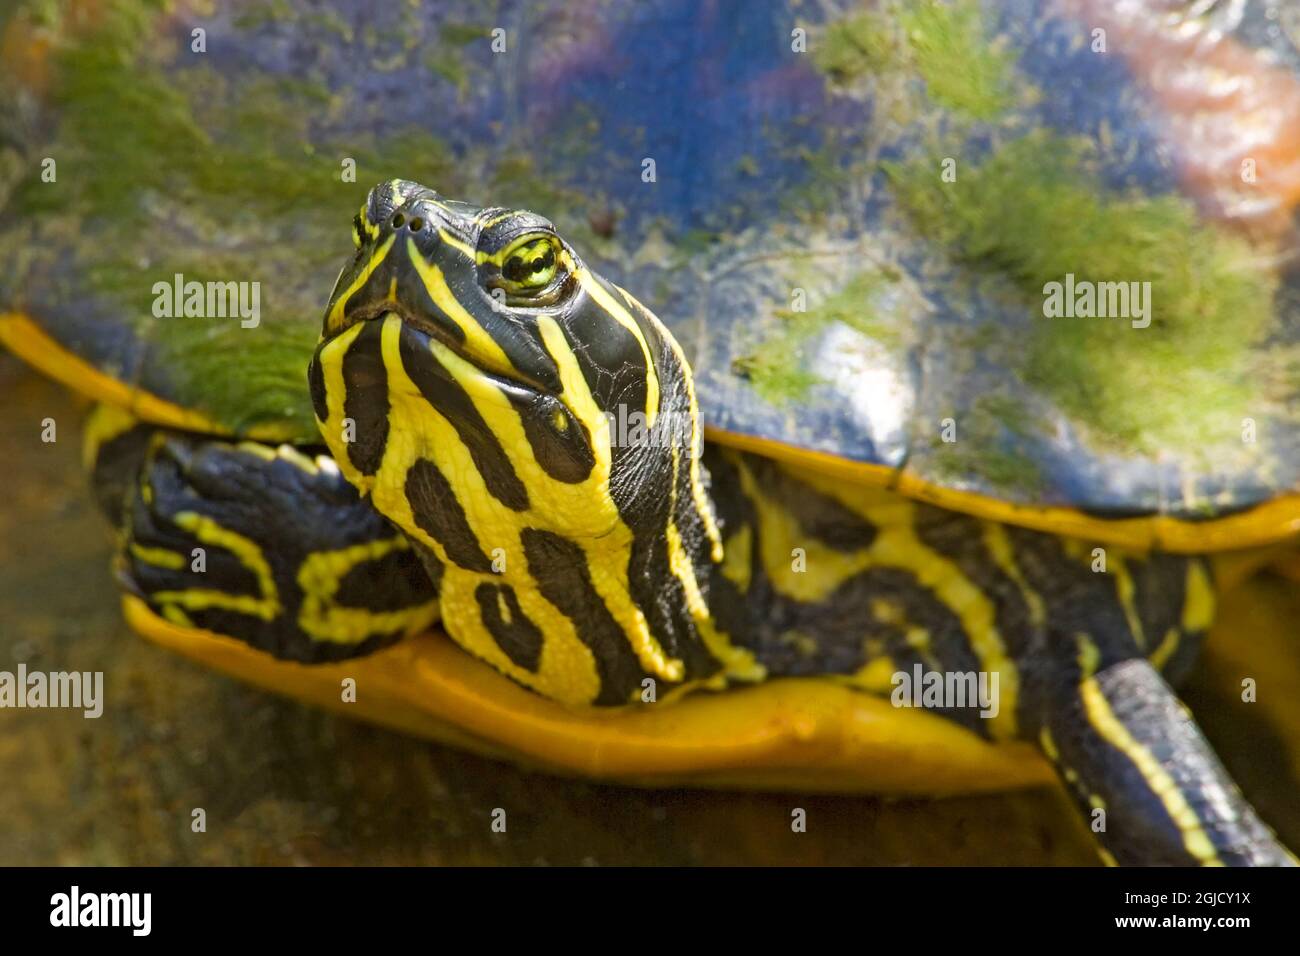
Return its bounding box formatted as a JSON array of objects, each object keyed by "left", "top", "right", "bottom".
[
  {"left": 501, "top": 236, "right": 558, "bottom": 289},
  {"left": 482, "top": 233, "right": 570, "bottom": 306}
]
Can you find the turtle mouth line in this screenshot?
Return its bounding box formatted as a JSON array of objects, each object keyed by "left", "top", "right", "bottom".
[
  {"left": 352, "top": 303, "right": 552, "bottom": 398},
  {"left": 344, "top": 300, "right": 439, "bottom": 338},
  {"left": 343, "top": 300, "right": 464, "bottom": 360}
]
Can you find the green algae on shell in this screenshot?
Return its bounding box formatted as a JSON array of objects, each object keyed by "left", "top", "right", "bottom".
[
  {"left": 3, "top": 1, "right": 475, "bottom": 437},
  {"left": 885, "top": 130, "right": 1279, "bottom": 458},
  {"left": 816, "top": 0, "right": 1015, "bottom": 120}
]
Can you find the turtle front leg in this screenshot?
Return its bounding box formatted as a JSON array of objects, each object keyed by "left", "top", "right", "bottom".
[
  {"left": 1033, "top": 652, "right": 1295, "bottom": 866},
  {"left": 1007, "top": 540, "right": 1295, "bottom": 866},
  {"left": 86, "top": 406, "right": 440, "bottom": 662}
]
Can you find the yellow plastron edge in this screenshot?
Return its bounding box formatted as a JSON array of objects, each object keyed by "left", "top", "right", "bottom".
[{"left": 122, "top": 594, "right": 1054, "bottom": 794}]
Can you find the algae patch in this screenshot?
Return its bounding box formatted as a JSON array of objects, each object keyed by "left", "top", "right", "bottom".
[
  {"left": 743, "top": 0, "right": 1017, "bottom": 409},
  {"left": 886, "top": 131, "right": 1278, "bottom": 455},
  {"left": 929, "top": 393, "right": 1046, "bottom": 496},
  {"left": 5, "top": 1, "right": 463, "bottom": 438},
  {"left": 816, "top": 0, "right": 1013, "bottom": 120},
  {"left": 815, "top": 7, "right": 906, "bottom": 84},
  {"left": 820, "top": 0, "right": 1281, "bottom": 461}
]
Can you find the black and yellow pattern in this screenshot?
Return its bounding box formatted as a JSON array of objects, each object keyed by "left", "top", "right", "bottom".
[
  {"left": 311, "top": 181, "right": 755, "bottom": 705},
  {"left": 87, "top": 406, "right": 439, "bottom": 662},
  {"left": 708, "top": 449, "right": 1287, "bottom": 864},
  {"left": 307, "top": 180, "right": 1295, "bottom": 866}
]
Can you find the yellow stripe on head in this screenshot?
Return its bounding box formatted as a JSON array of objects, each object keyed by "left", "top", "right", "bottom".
[
  {"left": 436, "top": 227, "right": 477, "bottom": 262},
  {"left": 406, "top": 237, "right": 515, "bottom": 375},
  {"left": 325, "top": 234, "right": 395, "bottom": 333},
  {"left": 535, "top": 315, "right": 608, "bottom": 461}
]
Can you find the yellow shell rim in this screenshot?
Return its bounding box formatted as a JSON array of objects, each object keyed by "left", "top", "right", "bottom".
[
  {"left": 0, "top": 312, "right": 301, "bottom": 442},
  {"left": 708, "top": 429, "right": 1300, "bottom": 554}
]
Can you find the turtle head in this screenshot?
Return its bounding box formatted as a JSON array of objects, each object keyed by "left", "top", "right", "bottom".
[
  {"left": 309, "top": 180, "right": 729, "bottom": 705},
  {"left": 312, "top": 178, "right": 696, "bottom": 536},
  {"left": 321, "top": 179, "right": 577, "bottom": 386}
]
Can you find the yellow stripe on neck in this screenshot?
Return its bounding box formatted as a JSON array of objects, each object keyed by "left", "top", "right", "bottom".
[{"left": 1074, "top": 634, "right": 1224, "bottom": 866}]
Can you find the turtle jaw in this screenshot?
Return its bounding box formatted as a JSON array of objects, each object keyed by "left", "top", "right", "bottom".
[{"left": 308, "top": 306, "right": 611, "bottom": 534}]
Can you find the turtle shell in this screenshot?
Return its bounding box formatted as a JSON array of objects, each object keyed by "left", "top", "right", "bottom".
[{"left": 5, "top": 0, "right": 1300, "bottom": 547}]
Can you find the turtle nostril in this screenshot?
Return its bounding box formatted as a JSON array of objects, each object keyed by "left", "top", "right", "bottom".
[
  {"left": 409, "top": 217, "right": 424, "bottom": 232},
  {"left": 391, "top": 213, "right": 405, "bottom": 229}
]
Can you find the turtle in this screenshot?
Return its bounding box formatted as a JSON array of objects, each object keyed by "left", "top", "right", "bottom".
[
  {"left": 10, "top": 176, "right": 1299, "bottom": 868},
  {"left": 4, "top": 0, "right": 1300, "bottom": 867}
]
